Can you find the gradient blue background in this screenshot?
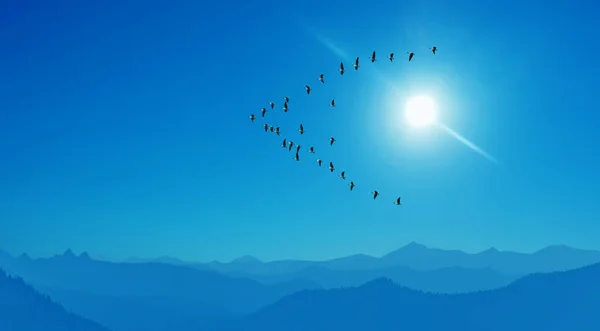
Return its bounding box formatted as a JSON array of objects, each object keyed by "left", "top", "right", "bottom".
[{"left": 1, "top": 0, "right": 598, "bottom": 262}]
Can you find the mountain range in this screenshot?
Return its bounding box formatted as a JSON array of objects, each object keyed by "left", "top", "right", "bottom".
[
  {"left": 221, "top": 262, "right": 600, "bottom": 331},
  {"left": 126, "top": 242, "right": 600, "bottom": 291},
  {"left": 0, "top": 249, "right": 317, "bottom": 331},
  {"left": 2, "top": 243, "right": 600, "bottom": 331}
]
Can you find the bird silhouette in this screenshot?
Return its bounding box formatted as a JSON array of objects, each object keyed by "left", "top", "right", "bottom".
[
  {"left": 339, "top": 171, "right": 346, "bottom": 180},
  {"left": 249, "top": 114, "right": 255, "bottom": 122},
  {"left": 261, "top": 108, "right": 267, "bottom": 117},
  {"left": 430, "top": 46, "right": 437, "bottom": 55},
  {"left": 371, "top": 190, "right": 380, "bottom": 199},
  {"left": 329, "top": 137, "right": 336, "bottom": 146},
  {"left": 339, "top": 62, "right": 346, "bottom": 75},
  {"left": 319, "top": 74, "right": 325, "bottom": 83},
  {"left": 349, "top": 181, "right": 355, "bottom": 191},
  {"left": 299, "top": 124, "right": 305, "bottom": 135},
  {"left": 329, "top": 162, "right": 335, "bottom": 172},
  {"left": 407, "top": 52, "right": 414, "bottom": 61},
  {"left": 388, "top": 53, "right": 394, "bottom": 62},
  {"left": 394, "top": 197, "right": 402, "bottom": 205},
  {"left": 353, "top": 57, "right": 360, "bottom": 70},
  {"left": 269, "top": 102, "right": 274, "bottom": 109},
  {"left": 369, "top": 51, "right": 377, "bottom": 63},
  {"left": 330, "top": 99, "right": 335, "bottom": 107},
  {"left": 305, "top": 85, "right": 311, "bottom": 94}
]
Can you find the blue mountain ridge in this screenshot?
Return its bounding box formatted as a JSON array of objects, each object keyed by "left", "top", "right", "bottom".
[
  {"left": 203, "top": 242, "right": 600, "bottom": 275},
  {"left": 0, "top": 249, "right": 319, "bottom": 331},
  {"left": 0, "top": 268, "right": 110, "bottom": 331},
  {"left": 127, "top": 242, "right": 600, "bottom": 292},
  {"left": 220, "top": 262, "right": 600, "bottom": 331},
  {"left": 2, "top": 243, "right": 600, "bottom": 331}
]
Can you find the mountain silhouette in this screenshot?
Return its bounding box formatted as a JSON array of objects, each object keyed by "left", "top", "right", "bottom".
[
  {"left": 379, "top": 242, "right": 600, "bottom": 274},
  {"left": 201, "top": 242, "right": 600, "bottom": 277},
  {"left": 225, "top": 264, "right": 517, "bottom": 293},
  {"left": 3, "top": 244, "right": 599, "bottom": 331},
  {"left": 221, "top": 262, "right": 600, "bottom": 331},
  {"left": 0, "top": 268, "right": 110, "bottom": 331},
  {"left": 0, "top": 250, "right": 320, "bottom": 331}
]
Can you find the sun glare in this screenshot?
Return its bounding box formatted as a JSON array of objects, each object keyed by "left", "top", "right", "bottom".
[{"left": 405, "top": 95, "right": 437, "bottom": 127}]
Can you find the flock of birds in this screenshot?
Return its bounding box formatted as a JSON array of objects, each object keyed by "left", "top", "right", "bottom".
[{"left": 249, "top": 47, "right": 439, "bottom": 206}]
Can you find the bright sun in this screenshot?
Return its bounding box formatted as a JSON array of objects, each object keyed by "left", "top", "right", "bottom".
[{"left": 405, "top": 95, "right": 438, "bottom": 127}]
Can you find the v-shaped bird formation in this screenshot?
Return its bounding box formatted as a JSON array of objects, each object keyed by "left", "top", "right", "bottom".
[{"left": 248, "top": 46, "right": 439, "bottom": 206}]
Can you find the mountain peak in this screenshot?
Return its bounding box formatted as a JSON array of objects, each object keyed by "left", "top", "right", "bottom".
[
  {"left": 62, "top": 249, "right": 76, "bottom": 257},
  {"left": 402, "top": 241, "right": 428, "bottom": 250},
  {"left": 479, "top": 247, "right": 500, "bottom": 254},
  {"left": 381, "top": 242, "right": 430, "bottom": 260},
  {"left": 231, "top": 255, "right": 261, "bottom": 264},
  {"left": 79, "top": 252, "right": 91, "bottom": 260}
]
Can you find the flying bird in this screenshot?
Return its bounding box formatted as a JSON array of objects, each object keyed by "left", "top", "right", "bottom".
[
  {"left": 339, "top": 171, "right": 346, "bottom": 180},
  {"left": 328, "top": 162, "right": 335, "bottom": 172},
  {"left": 269, "top": 102, "right": 274, "bottom": 109},
  {"left": 372, "top": 190, "right": 379, "bottom": 199},
  {"left": 284, "top": 96, "right": 290, "bottom": 103},
  {"left": 329, "top": 137, "right": 336, "bottom": 146},
  {"left": 319, "top": 74, "right": 325, "bottom": 83},
  {"left": 388, "top": 53, "right": 394, "bottom": 62},
  {"left": 269, "top": 125, "right": 274, "bottom": 132},
  {"left": 249, "top": 114, "right": 255, "bottom": 122},
  {"left": 275, "top": 127, "right": 280, "bottom": 136},
  {"left": 282, "top": 139, "right": 287, "bottom": 148},
  {"left": 330, "top": 99, "right": 335, "bottom": 107},
  {"left": 294, "top": 152, "right": 300, "bottom": 161},
  {"left": 298, "top": 124, "right": 305, "bottom": 135},
  {"left": 394, "top": 197, "right": 402, "bottom": 205},
  {"left": 263, "top": 123, "right": 268, "bottom": 132},
  {"left": 288, "top": 141, "right": 294, "bottom": 151},
  {"left": 353, "top": 57, "right": 360, "bottom": 70},
  {"left": 282, "top": 102, "right": 288, "bottom": 112},
  {"left": 316, "top": 159, "right": 323, "bottom": 166},
  {"left": 296, "top": 145, "right": 301, "bottom": 153},
  {"left": 261, "top": 108, "right": 267, "bottom": 117},
  {"left": 339, "top": 62, "right": 346, "bottom": 75},
  {"left": 430, "top": 46, "right": 437, "bottom": 55},
  {"left": 369, "top": 51, "right": 376, "bottom": 63},
  {"left": 308, "top": 146, "right": 315, "bottom": 153},
  {"left": 349, "top": 181, "right": 355, "bottom": 191},
  {"left": 407, "top": 52, "right": 414, "bottom": 61},
  {"left": 305, "top": 85, "right": 311, "bottom": 95}
]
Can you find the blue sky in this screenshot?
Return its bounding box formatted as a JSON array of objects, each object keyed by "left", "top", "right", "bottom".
[{"left": 1, "top": 0, "right": 599, "bottom": 262}]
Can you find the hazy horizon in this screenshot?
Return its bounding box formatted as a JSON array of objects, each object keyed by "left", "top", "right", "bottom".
[{"left": 3, "top": 241, "right": 599, "bottom": 264}]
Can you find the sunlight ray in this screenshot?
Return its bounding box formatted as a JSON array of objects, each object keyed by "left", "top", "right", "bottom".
[{"left": 436, "top": 122, "right": 497, "bottom": 163}]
